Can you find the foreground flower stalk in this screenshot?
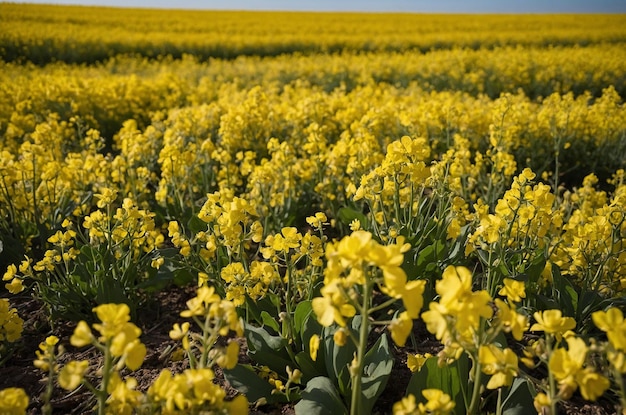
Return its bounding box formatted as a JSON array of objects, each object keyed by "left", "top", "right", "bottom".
[{"left": 312, "top": 230, "right": 425, "bottom": 415}]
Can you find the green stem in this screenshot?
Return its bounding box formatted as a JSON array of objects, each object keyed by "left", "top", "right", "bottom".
[
  {"left": 467, "top": 354, "right": 483, "bottom": 415},
  {"left": 615, "top": 365, "right": 626, "bottom": 415},
  {"left": 496, "top": 387, "right": 503, "bottom": 415},
  {"left": 99, "top": 340, "right": 113, "bottom": 415},
  {"left": 545, "top": 335, "right": 558, "bottom": 415},
  {"left": 350, "top": 280, "right": 371, "bottom": 415},
  {"left": 42, "top": 355, "right": 55, "bottom": 415}
]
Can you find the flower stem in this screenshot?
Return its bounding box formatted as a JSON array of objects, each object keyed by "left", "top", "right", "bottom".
[
  {"left": 350, "top": 279, "right": 371, "bottom": 415},
  {"left": 98, "top": 341, "right": 112, "bottom": 415},
  {"left": 467, "top": 355, "right": 483, "bottom": 415}
]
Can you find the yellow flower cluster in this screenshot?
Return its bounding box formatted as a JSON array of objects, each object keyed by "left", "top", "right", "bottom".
[
  {"left": 3, "top": 4, "right": 625, "bottom": 63},
  {"left": 393, "top": 389, "right": 455, "bottom": 415},
  {"left": 0, "top": 388, "right": 28, "bottom": 415},
  {"left": 312, "top": 230, "right": 425, "bottom": 347},
  {"left": 593, "top": 308, "right": 626, "bottom": 374},
  {"left": 0, "top": 299, "right": 23, "bottom": 349},
  {"left": 552, "top": 171, "right": 626, "bottom": 293},
  {"left": 421, "top": 267, "right": 529, "bottom": 394},
  {"left": 148, "top": 369, "right": 248, "bottom": 414}
]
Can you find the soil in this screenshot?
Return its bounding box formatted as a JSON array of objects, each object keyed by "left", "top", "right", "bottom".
[{"left": 0, "top": 286, "right": 621, "bottom": 414}]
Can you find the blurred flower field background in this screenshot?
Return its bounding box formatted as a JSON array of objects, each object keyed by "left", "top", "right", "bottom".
[{"left": 1, "top": 4, "right": 626, "bottom": 414}]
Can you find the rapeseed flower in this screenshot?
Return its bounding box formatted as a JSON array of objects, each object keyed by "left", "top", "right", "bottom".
[
  {"left": 531, "top": 309, "right": 576, "bottom": 337},
  {"left": 479, "top": 344, "right": 518, "bottom": 389}
]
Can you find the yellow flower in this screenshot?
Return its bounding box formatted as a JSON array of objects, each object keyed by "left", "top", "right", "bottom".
[
  {"left": 151, "top": 257, "right": 164, "bottom": 269},
  {"left": 607, "top": 350, "right": 626, "bottom": 373},
  {"left": 33, "top": 335, "right": 59, "bottom": 371},
  {"left": 533, "top": 392, "right": 551, "bottom": 414},
  {"left": 333, "top": 328, "right": 348, "bottom": 347},
  {"left": 106, "top": 373, "right": 142, "bottom": 415},
  {"left": 271, "top": 227, "right": 302, "bottom": 252},
  {"left": 392, "top": 394, "right": 417, "bottom": 415},
  {"left": 498, "top": 278, "right": 526, "bottom": 303},
  {"left": 479, "top": 344, "right": 518, "bottom": 389},
  {"left": 309, "top": 334, "right": 320, "bottom": 361},
  {"left": 454, "top": 290, "right": 493, "bottom": 331},
  {"left": 401, "top": 280, "right": 426, "bottom": 319},
  {"left": 70, "top": 321, "right": 93, "bottom": 347},
  {"left": 169, "top": 322, "right": 190, "bottom": 350},
  {"left": 0, "top": 387, "right": 29, "bottom": 415},
  {"left": 379, "top": 264, "right": 408, "bottom": 298},
  {"left": 121, "top": 340, "right": 146, "bottom": 371},
  {"left": 349, "top": 219, "right": 361, "bottom": 231},
  {"left": 0, "top": 299, "right": 23, "bottom": 343},
  {"left": 306, "top": 212, "right": 327, "bottom": 229},
  {"left": 419, "top": 389, "right": 455, "bottom": 414},
  {"left": 437, "top": 266, "right": 473, "bottom": 308},
  {"left": 312, "top": 284, "right": 356, "bottom": 327},
  {"left": 226, "top": 394, "right": 249, "bottom": 415},
  {"left": 59, "top": 360, "right": 89, "bottom": 390},
  {"left": 92, "top": 303, "right": 131, "bottom": 339},
  {"left": 2, "top": 264, "right": 16, "bottom": 281},
  {"left": 198, "top": 272, "right": 209, "bottom": 287},
  {"left": 407, "top": 353, "right": 431, "bottom": 373},
  {"left": 287, "top": 365, "right": 302, "bottom": 384},
  {"left": 575, "top": 369, "right": 610, "bottom": 401},
  {"left": 531, "top": 309, "right": 576, "bottom": 336},
  {"left": 592, "top": 307, "right": 623, "bottom": 332},
  {"left": 549, "top": 336, "right": 587, "bottom": 382},
  {"left": 421, "top": 302, "right": 450, "bottom": 342},
  {"left": 334, "top": 230, "right": 374, "bottom": 267},
  {"left": 181, "top": 286, "right": 221, "bottom": 318},
  {"left": 110, "top": 323, "right": 142, "bottom": 357},
  {"left": 592, "top": 308, "right": 626, "bottom": 351},
  {"left": 216, "top": 341, "right": 239, "bottom": 370},
  {"left": 5, "top": 278, "right": 24, "bottom": 294},
  {"left": 389, "top": 311, "right": 413, "bottom": 347},
  {"left": 495, "top": 299, "right": 529, "bottom": 341}
]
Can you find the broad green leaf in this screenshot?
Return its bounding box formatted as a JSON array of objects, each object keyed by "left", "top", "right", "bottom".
[
  {"left": 294, "top": 301, "right": 313, "bottom": 337},
  {"left": 360, "top": 333, "right": 393, "bottom": 415},
  {"left": 406, "top": 355, "right": 469, "bottom": 415},
  {"left": 337, "top": 207, "right": 368, "bottom": 228},
  {"left": 295, "top": 376, "right": 348, "bottom": 415},
  {"left": 261, "top": 311, "right": 280, "bottom": 333},
  {"left": 501, "top": 377, "right": 536, "bottom": 415},
  {"left": 300, "top": 309, "right": 326, "bottom": 374},
  {"left": 223, "top": 364, "right": 285, "bottom": 405},
  {"left": 245, "top": 323, "right": 292, "bottom": 376},
  {"left": 295, "top": 351, "right": 324, "bottom": 383},
  {"left": 187, "top": 214, "right": 208, "bottom": 233},
  {"left": 323, "top": 317, "right": 361, "bottom": 397}
]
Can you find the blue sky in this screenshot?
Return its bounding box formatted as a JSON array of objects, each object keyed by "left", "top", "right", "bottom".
[{"left": 13, "top": 0, "right": 626, "bottom": 13}]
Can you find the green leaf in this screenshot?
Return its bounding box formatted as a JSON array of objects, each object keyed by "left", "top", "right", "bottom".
[
  {"left": 323, "top": 319, "right": 360, "bottom": 397},
  {"left": 406, "top": 355, "right": 469, "bottom": 415},
  {"left": 295, "top": 351, "right": 324, "bottom": 383},
  {"left": 361, "top": 334, "right": 393, "bottom": 415},
  {"left": 187, "top": 215, "right": 208, "bottom": 234},
  {"left": 501, "top": 377, "right": 536, "bottom": 415},
  {"left": 294, "top": 301, "right": 313, "bottom": 337},
  {"left": 223, "top": 364, "right": 285, "bottom": 405},
  {"left": 337, "top": 207, "right": 368, "bottom": 228},
  {"left": 245, "top": 323, "right": 292, "bottom": 376},
  {"left": 260, "top": 311, "right": 280, "bottom": 333},
  {"left": 295, "top": 376, "right": 348, "bottom": 415},
  {"left": 551, "top": 267, "right": 578, "bottom": 317},
  {"left": 300, "top": 310, "right": 326, "bottom": 375}
]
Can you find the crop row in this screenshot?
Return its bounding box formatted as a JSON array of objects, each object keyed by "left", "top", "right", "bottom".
[{"left": 2, "top": 4, "right": 626, "bottom": 64}]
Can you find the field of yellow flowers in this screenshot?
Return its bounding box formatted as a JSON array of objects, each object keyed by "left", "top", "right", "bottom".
[{"left": 1, "top": 4, "right": 626, "bottom": 414}]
